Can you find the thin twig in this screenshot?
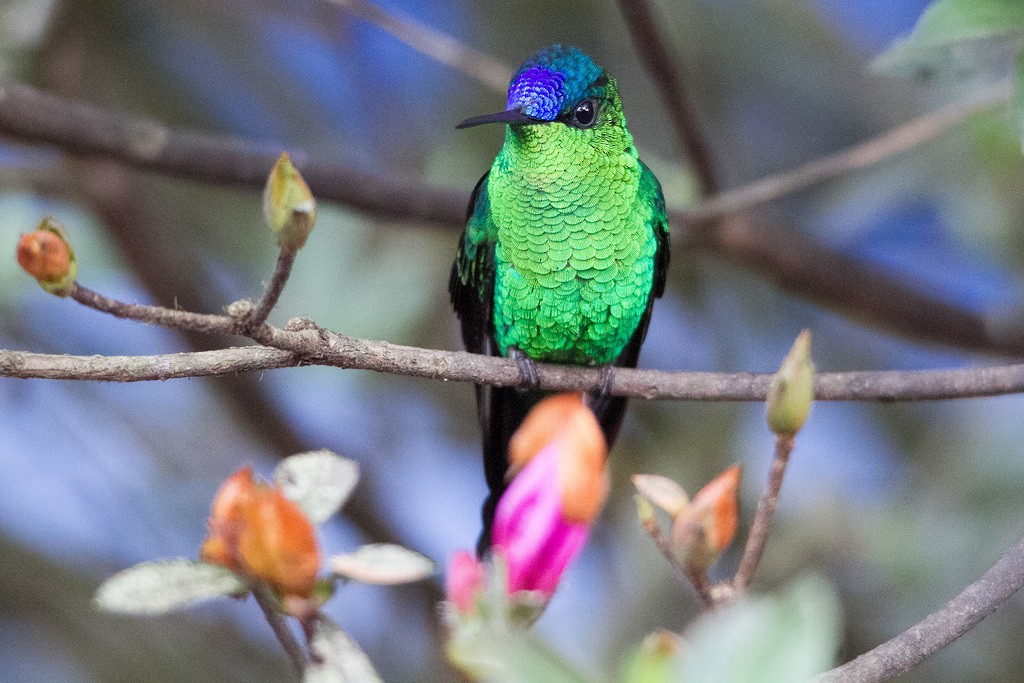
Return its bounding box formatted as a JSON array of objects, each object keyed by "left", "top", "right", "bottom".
[
  {"left": 639, "top": 509, "right": 714, "bottom": 608},
  {"left": 327, "top": 0, "right": 512, "bottom": 92},
  {"left": 617, "top": 0, "right": 718, "bottom": 195},
  {"left": 688, "top": 80, "right": 1011, "bottom": 221},
  {"left": 734, "top": 434, "right": 796, "bottom": 590},
  {"left": 251, "top": 584, "right": 309, "bottom": 678},
  {"left": 685, "top": 568, "right": 716, "bottom": 610},
  {"left": 246, "top": 248, "right": 297, "bottom": 331},
  {"left": 817, "top": 533, "right": 1024, "bottom": 682},
  {"left": 70, "top": 283, "right": 232, "bottom": 335}
]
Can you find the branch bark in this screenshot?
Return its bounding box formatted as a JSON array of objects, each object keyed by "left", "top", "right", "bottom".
[
  {"left": 11, "top": 319, "right": 1024, "bottom": 402},
  {"left": 817, "top": 533, "right": 1024, "bottom": 682},
  {"left": 0, "top": 82, "right": 467, "bottom": 225},
  {"left": 734, "top": 434, "right": 795, "bottom": 590}
]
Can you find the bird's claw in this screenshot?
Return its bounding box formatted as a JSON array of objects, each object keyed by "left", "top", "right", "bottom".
[
  {"left": 509, "top": 347, "right": 540, "bottom": 391},
  {"left": 597, "top": 364, "right": 616, "bottom": 398}
]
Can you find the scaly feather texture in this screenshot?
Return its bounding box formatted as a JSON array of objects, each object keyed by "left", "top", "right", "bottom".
[{"left": 451, "top": 45, "right": 669, "bottom": 551}]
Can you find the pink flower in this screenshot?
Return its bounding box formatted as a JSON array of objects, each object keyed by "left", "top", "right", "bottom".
[
  {"left": 446, "top": 550, "right": 486, "bottom": 615},
  {"left": 492, "top": 394, "right": 609, "bottom": 597}
]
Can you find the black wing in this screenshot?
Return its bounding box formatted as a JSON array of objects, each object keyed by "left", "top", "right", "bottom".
[
  {"left": 587, "top": 161, "right": 670, "bottom": 446},
  {"left": 450, "top": 173, "right": 528, "bottom": 551}
]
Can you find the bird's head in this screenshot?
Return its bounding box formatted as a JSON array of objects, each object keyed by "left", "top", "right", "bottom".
[{"left": 457, "top": 45, "right": 630, "bottom": 156}]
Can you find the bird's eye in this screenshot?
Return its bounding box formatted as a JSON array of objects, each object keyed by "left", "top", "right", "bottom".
[{"left": 571, "top": 99, "right": 598, "bottom": 128}]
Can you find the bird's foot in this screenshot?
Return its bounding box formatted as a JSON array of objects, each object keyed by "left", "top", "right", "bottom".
[
  {"left": 597, "top": 364, "right": 617, "bottom": 399},
  {"left": 508, "top": 347, "right": 540, "bottom": 391}
]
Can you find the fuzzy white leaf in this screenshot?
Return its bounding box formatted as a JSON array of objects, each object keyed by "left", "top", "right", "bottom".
[
  {"left": 274, "top": 450, "right": 358, "bottom": 523},
  {"left": 94, "top": 559, "right": 245, "bottom": 615}
]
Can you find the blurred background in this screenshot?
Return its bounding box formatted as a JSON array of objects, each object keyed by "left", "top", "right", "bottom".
[{"left": 3, "top": 0, "right": 1024, "bottom": 680}]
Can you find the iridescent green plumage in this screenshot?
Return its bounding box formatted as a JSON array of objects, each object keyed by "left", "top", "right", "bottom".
[{"left": 450, "top": 45, "right": 669, "bottom": 548}]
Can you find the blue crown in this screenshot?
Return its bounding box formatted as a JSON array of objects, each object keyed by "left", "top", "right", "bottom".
[{"left": 506, "top": 45, "right": 603, "bottom": 121}]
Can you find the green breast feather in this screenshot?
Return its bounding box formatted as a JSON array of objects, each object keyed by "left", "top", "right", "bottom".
[{"left": 487, "top": 125, "right": 663, "bottom": 365}]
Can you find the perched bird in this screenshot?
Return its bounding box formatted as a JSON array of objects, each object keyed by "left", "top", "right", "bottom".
[{"left": 450, "top": 45, "right": 669, "bottom": 550}]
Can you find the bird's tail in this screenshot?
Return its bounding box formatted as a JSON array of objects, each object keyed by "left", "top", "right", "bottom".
[{"left": 475, "top": 384, "right": 628, "bottom": 555}]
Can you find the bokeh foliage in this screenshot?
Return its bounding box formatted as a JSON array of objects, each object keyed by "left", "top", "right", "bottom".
[{"left": 5, "top": 0, "right": 1024, "bottom": 680}]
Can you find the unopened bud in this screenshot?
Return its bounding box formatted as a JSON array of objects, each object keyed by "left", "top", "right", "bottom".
[
  {"left": 766, "top": 330, "right": 814, "bottom": 436},
  {"left": 200, "top": 465, "right": 321, "bottom": 598},
  {"left": 263, "top": 152, "right": 316, "bottom": 250},
  {"left": 16, "top": 216, "right": 77, "bottom": 295},
  {"left": 632, "top": 474, "right": 689, "bottom": 518},
  {"left": 671, "top": 465, "right": 740, "bottom": 572},
  {"left": 445, "top": 550, "right": 486, "bottom": 617}
]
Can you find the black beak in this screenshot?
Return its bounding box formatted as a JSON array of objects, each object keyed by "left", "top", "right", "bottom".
[{"left": 456, "top": 108, "right": 542, "bottom": 129}]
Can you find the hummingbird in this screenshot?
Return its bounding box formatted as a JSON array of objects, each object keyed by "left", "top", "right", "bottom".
[{"left": 450, "top": 45, "right": 669, "bottom": 550}]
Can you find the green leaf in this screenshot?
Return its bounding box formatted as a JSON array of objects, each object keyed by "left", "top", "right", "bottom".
[
  {"left": 274, "top": 450, "right": 358, "bottom": 524},
  {"left": 679, "top": 574, "right": 841, "bottom": 683},
  {"left": 329, "top": 543, "right": 435, "bottom": 585},
  {"left": 447, "top": 617, "right": 595, "bottom": 683},
  {"left": 875, "top": 0, "right": 1024, "bottom": 77},
  {"left": 1014, "top": 50, "right": 1024, "bottom": 149},
  {"left": 620, "top": 630, "right": 683, "bottom": 683},
  {"left": 303, "top": 616, "right": 383, "bottom": 683},
  {"left": 94, "top": 559, "right": 245, "bottom": 615}
]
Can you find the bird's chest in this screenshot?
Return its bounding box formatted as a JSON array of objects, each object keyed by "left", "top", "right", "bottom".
[{"left": 487, "top": 166, "right": 653, "bottom": 365}]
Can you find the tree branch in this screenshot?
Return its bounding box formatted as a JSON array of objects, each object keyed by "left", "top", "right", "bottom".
[
  {"left": 696, "top": 213, "right": 1024, "bottom": 359},
  {"left": 687, "top": 80, "right": 1010, "bottom": 221},
  {"left": 245, "top": 248, "right": 298, "bottom": 331},
  {"left": 328, "top": 0, "right": 512, "bottom": 92},
  {"left": 817, "top": 533, "right": 1024, "bottom": 682},
  {"left": 617, "top": 0, "right": 718, "bottom": 195},
  {"left": 12, "top": 316, "right": 1024, "bottom": 402},
  {"left": 0, "top": 82, "right": 467, "bottom": 225},
  {"left": 0, "top": 82, "right": 1019, "bottom": 359}
]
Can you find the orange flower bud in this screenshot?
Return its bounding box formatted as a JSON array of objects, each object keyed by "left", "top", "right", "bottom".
[
  {"left": 200, "top": 465, "right": 320, "bottom": 598},
  {"left": 238, "top": 487, "right": 320, "bottom": 598},
  {"left": 16, "top": 217, "right": 77, "bottom": 295},
  {"left": 505, "top": 393, "right": 608, "bottom": 523},
  {"left": 200, "top": 466, "right": 256, "bottom": 573},
  {"left": 492, "top": 394, "right": 610, "bottom": 599},
  {"left": 671, "top": 465, "right": 741, "bottom": 572}
]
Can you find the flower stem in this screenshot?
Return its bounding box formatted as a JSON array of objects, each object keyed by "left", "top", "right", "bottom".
[
  {"left": 252, "top": 583, "right": 308, "bottom": 678},
  {"left": 734, "top": 433, "right": 796, "bottom": 591},
  {"left": 246, "top": 247, "right": 297, "bottom": 331}
]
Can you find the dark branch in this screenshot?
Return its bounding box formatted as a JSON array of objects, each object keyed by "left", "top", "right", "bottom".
[
  {"left": 246, "top": 248, "right": 298, "bottom": 331},
  {"left": 0, "top": 82, "right": 467, "bottom": 225},
  {"left": 617, "top": 0, "right": 718, "bottom": 195},
  {"left": 251, "top": 584, "right": 309, "bottom": 677},
  {"left": 817, "top": 533, "right": 1024, "bottom": 682},
  {"left": 695, "top": 214, "right": 1024, "bottom": 359},
  {"left": 2, "top": 83, "right": 1021, "bottom": 360}
]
